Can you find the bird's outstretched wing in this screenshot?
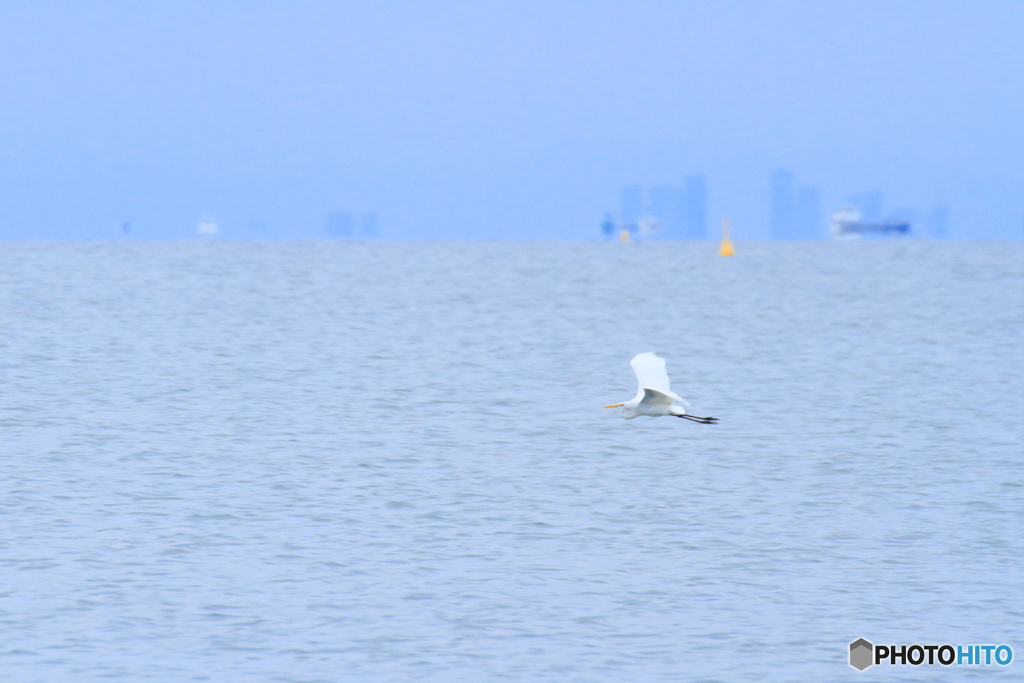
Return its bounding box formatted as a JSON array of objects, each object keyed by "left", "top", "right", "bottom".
[
  {"left": 631, "top": 353, "right": 688, "bottom": 405},
  {"left": 641, "top": 388, "right": 676, "bottom": 406}
]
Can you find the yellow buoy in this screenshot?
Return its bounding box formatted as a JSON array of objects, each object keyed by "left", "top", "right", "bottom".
[
  {"left": 619, "top": 229, "right": 630, "bottom": 243},
  {"left": 719, "top": 218, "right": 735, "bottom": 256}
]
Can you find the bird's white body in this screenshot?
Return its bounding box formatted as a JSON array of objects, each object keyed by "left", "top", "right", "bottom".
[
  {"left": 619, "top": 387, "right": 688, "bottom": 419},
  {"left": 615, "top": 353, "right": 690, "bottom": 419}
]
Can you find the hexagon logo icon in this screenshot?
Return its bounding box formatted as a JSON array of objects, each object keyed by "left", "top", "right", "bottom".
[{"left": 850, "top": 638, "right": 874, "bottom": 670}]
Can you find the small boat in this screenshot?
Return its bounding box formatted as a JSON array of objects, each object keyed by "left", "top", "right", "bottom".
[{"left": 830, "top": 208, "right": 909, "bottom": 238}]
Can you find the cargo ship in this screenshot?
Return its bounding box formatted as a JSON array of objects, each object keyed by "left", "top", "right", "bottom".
[{"left": 830, "top": 208, "right": 910, "bottom": 238}]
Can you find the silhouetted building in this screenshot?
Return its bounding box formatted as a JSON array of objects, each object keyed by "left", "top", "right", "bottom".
[
  {"left": 794, "top": 185, "right": 822, "bottom": 239},
  {"left": 771, "top": 169, "right": 823, "bottom": 239},
  {"left": 618, "top": 179, "right": 706, "bottom": 239},
  {"left": 638, "top": 178, "right": 708, "bottom": 239}
]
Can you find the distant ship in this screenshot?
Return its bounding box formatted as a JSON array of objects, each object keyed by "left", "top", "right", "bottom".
[
  {"left": 830, "top": 208, "right": 910, "bottom": 238},
  {"left": 197, "top": 217, "right": 219, "bottom": 236}
]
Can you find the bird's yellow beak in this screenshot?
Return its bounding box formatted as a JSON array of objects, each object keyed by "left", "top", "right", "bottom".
[{"left": 602, "top": 403, "right": 624, "bottom": 408}]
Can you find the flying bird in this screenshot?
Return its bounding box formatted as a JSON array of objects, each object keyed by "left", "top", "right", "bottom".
[{"left": 603, "top": 352, "right": 718, "bottom": 424}]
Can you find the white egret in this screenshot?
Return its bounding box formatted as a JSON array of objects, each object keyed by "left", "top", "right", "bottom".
[{"left": 603, "top": 352, "right": 718, "bottom": 424}]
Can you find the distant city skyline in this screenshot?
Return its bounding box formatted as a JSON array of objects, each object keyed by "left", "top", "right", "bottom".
[
  {"left": 769, "top": 169, "right": 823, "bottom": 240},
  {"left": 609, "top": 169, "right": 954, "bottom": 241},
  {"left": 1, "top": 2, "right": 1021, "bottom": 240},
  {"left": 613, "top": 178, "right": 707, "bottom": 239}
]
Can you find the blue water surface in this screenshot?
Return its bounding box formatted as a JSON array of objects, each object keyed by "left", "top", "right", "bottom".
[{"left": 1, "top": 240, "right": 1022, "bottom": 682}]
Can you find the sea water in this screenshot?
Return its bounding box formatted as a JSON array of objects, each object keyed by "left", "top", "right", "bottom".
[{"left": 1, "top": 240, "right": 1022, "bottom": 682}]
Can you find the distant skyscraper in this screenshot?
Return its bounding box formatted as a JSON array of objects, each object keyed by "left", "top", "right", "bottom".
[
  {"left": 769, "top": 169, "right": 796, "bottom": 239},
  {"left": 770, "top": 170, "right": 823, "bottom": 239},
  {"left": 848, "top": 191, "right": 884, "bottom": 222},
  {"left": 621, "top": 186, "right": 643, "bottom": 223},
  {"left": 680, "top": 175, "right": 707, "bottom": 240},
  {"left": 794, "top": 184, "right": 822, "bottom": 239},
  {"left": 618, "top": 179, "right": 706, "bottom": 239}
]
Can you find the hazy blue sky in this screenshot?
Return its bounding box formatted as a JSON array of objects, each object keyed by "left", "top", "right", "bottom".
[{"left": 1, "top": 1, "right": 1022, "bottom": 239}]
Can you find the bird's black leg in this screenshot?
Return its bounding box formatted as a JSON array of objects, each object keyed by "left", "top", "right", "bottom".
[{"left": 676, "top": 414, "right": 719, "bottom": 424}]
